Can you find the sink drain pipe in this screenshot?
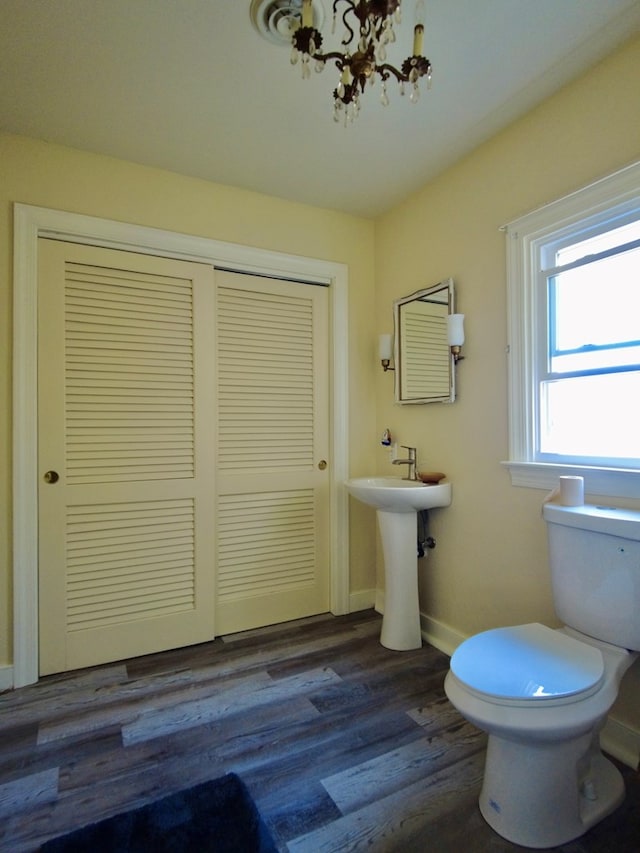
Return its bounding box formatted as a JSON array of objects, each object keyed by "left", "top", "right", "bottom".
[{"left": 418, "top": 509, "right": 436, "bottom": 558}]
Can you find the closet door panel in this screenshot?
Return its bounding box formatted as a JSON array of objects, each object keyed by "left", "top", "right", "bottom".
[
  {"left": 38, "top": 239, "right": 216, "bottom": 674},
  {"left": 214, "top": 271, "right": 330, "bottom": 634}
]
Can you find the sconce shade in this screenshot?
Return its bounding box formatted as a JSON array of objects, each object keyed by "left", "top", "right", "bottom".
[
  {"left": 379, "top": 334, "right": 393, "bottom": 361},
  {"left": 447, "top": 314, "right": 465, "bottom": 347}
]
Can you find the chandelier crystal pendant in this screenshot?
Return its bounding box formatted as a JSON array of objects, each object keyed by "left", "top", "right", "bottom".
[{"left": 290, "top": 0, "right": 432, "bottom": 123}]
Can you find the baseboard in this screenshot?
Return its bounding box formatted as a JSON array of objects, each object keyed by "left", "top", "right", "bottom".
[
  {"left": 369, "top": 594, "right": 463, "bottom": 656},
  {"left": 0, "top": 665, "right": 14, "bottom": 693},
  {"left": 420, "top": 614, "right": 466, "bottom": 657},
  {"left": 601, "top": 716, "right": 640, "bottom": 770},
  {"left": 349, "top": 588, "right": 376, "bottom": 613},
  {"left": 374, "top": 589, "right": 385, "bottom": 616}
]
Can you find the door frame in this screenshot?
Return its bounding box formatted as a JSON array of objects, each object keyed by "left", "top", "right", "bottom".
[{"left": 13, "top": 203, "right": 350, "bottom": 687}]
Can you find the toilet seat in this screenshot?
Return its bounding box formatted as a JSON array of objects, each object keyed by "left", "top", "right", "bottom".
[{"left": 450, "top": 623, "right": 604, "bottom": 704}]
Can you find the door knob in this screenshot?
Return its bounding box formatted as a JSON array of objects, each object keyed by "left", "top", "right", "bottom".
[
  {"left": 318, "top": 460, "right": 327, "bottom": 470},
  {"left": 43, "top": 470, "right": 60, "bottom": 484}
]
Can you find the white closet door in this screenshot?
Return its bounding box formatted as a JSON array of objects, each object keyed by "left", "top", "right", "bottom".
[
  {"left": 214, "top": 270, "right": 330, "bottom": 634},
  {"left": 38, "top": 239, "right": 216, "bottom": 674}
]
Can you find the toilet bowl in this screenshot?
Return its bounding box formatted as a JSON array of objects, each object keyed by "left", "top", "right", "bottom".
[{"left": 445, "top": 623, "right": 637, "bottom": 849}]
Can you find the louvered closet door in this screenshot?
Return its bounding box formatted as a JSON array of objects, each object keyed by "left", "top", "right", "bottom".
[
  {"left": 215, "top": 270, "right": 330, "bottom": 634},
  {"left": 37, "top": 240, "right": 216, "bottom": 675}
]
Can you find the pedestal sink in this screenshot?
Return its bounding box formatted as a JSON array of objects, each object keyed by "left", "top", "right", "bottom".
[{"left": 345, "top": 477, "right": 452, "bottom": 651}]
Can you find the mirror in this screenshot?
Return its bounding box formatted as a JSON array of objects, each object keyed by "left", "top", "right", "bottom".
[{"left": 393, "top": 277, "right": 456, "bottom": 404}]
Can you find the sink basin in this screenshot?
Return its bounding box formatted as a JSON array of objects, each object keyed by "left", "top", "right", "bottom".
[{"left": 345, "top": 477, "right": 452, "bottom": 513}]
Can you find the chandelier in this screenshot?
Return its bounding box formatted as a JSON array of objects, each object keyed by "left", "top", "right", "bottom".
[{"left": 253, "top": 1, "right": 433, "bottom": 123}]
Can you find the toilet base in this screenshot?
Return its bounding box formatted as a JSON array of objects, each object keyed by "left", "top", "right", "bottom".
[{"left": 479, "top": 730, "right": 626, "bottom": 849}]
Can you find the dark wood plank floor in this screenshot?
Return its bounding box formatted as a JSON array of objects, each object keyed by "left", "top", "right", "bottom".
[{"left": 0, "top": 610, "right": 638, "bottom": 851}]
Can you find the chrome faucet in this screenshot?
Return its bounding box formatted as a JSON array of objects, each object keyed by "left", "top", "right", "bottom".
[{"left": 392, "top": 445, "right": 418, "bottom": 480}]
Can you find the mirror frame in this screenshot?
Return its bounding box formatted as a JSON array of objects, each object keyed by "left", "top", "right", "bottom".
[{"left": 393, "top": 277, "right": 456, "bottom": 404}]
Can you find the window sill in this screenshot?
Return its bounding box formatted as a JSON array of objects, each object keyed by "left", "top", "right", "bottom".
[{"left": 502, "top": 461, "right": 640, "bottom": 501}]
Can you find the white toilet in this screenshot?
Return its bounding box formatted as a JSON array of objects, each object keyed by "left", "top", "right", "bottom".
[{"left": 444, "top": 501, "right": 640, "bottom": 849}]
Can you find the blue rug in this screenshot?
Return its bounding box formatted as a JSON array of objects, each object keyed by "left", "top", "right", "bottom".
[{"left": 41, "top": 773, "right": 278, "bottom": 852}]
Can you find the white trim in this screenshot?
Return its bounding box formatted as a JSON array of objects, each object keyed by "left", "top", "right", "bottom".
[
  {"left": 601, "top": 716, "right": 640, "bottom": 771},
  {"left": 13, "top": 203, "right": 350, "bottom": 688},
  {"left": 502, "top": 461, "right": 640, "bottom": 500},
  {"left": 13, "top": 206, "right": 40, "bottom": 688},
  {"left": 374, "top": 588, "right": 385, "bottom": 617},
  {"left": 0, "top": 666, "right": 14, "bottom": 693},
  {"left": 349, "top": 588, "right": 376, "bottom": 613},
  {"left": 502, "top": 160, "right": 640, "bottom": 237},
  {"left": 375, "top": 594, "right": 466, "bottom": 657},
  {"left": 420, "top": 613, "right": 466, "bottom": 657},
  {"left": 504, "top": 160, "right": 640, "bottom": 496}
]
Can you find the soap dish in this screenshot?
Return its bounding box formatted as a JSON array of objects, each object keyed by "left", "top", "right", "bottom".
[{"left": 418, "top": 471, "right": 446, "bottom": 484}]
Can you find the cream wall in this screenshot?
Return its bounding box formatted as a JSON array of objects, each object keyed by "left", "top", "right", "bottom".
[
  {"left": 0, "top": 133, "right": 377, "bottom": 670},
  {"left": 375, "top": 35, "right": 640, "bottom": 751},
  {"left": 2, "top": 34, "right": 639, "bottom": 753}
]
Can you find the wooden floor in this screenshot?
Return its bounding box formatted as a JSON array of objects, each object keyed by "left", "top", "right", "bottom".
[{"left": 0, "top": 610, "right": 638, "bottom": 852}]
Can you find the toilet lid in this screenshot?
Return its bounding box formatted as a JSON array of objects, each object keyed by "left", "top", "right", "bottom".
[{"left": 450, "top": 623, "right": 605, "bottom": 701}]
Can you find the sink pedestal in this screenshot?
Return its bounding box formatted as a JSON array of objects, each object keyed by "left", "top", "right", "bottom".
[
  {"left": 378, "top": 510, "right": 422, "bottom": 650},
  {"left": 344, "top": 477, "right": 451, "bottom": 652}
]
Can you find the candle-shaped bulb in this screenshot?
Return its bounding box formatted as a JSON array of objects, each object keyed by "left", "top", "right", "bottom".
[
  {"left": 447, "top": 314, "right": 465, "bottom": 347},
  {"left": 413, "top": 23, "right": 424, "bottom": 56},
  {"left": 379, "top": 334, "right": 393, "bottom": 360},
  {"left": 302, "top": 0, "right": 313, "bottom": 27}
]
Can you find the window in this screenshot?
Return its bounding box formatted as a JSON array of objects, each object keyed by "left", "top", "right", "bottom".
[{"left": 504, "top": 161, "right": 640, "bottom": 497}]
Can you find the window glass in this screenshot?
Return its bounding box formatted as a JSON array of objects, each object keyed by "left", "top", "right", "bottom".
[
  {"left": 541, "top": 230, "right": 640, "bottom": 465},
  {"left": 540, "top": 372, "right": 640, "bottom": 462},
  {"left": 548, "top": 244, "right": 640, "bottom": 374},
  {"left": 555, "top": 219, "right": 640, "bottom": 266}
]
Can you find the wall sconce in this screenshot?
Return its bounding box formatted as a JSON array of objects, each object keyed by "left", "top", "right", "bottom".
[
  {"left": 447, "top": 314, "right": 465, "bottom": 363},
  {"left": 379, "top": 334, "right": 394, "bottom": 371}
]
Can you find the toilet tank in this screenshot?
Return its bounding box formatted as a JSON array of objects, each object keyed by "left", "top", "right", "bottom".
[{"left": 543, "top": 503, "right": 640, "bottom": 651}]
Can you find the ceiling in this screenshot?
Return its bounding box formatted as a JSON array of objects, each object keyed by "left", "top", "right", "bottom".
[{"left": 1, "top": 0, "right": 639, "bottom": 218}]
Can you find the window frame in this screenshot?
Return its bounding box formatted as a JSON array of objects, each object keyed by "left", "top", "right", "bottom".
[{"left": 502, "top": 160, "right": 640, "bottom": 499}]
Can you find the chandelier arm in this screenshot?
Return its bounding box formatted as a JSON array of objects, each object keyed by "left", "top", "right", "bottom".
[
  {"left": 312, "top": 50, "right": 349, "bottom": 67},
  {"left": 375, "top": 61, "right": 409, "bottom": 83},
  {"left": 333, "top": 0, "right": 360, "bottom": 46}
]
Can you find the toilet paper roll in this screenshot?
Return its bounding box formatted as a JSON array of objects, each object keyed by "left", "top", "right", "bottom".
[{"left": 559, "top": 475, "right": 584, "bottom": 506}]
